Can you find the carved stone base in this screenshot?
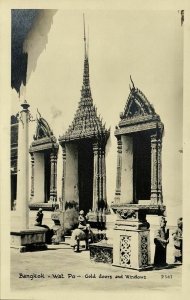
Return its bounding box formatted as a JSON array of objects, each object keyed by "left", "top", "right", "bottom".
[
  {"left": 113, "top": 228, "right": 152, "bottom": 270},
  {"left": 10, "top": 228, "right": 47, "bottom": 252},
  {"left": 89, "top": 242, "right": 113, "bottom": 264}
]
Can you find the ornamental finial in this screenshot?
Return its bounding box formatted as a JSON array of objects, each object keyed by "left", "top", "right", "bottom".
[
  {"left": 83, "top": 13, "right": 87, "bottom": 58},
  {"left": 130, "top": 75, "right": 135, "bottom": 89}
]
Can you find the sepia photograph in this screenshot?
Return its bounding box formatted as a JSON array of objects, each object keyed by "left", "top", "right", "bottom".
[{"left": 0, "top": 1, "right": 187, "bottom": 299}]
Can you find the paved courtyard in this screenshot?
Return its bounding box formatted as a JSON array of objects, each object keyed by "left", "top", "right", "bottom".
[{"left": 11, "top": 239, "right": 182, "bottom": 293}]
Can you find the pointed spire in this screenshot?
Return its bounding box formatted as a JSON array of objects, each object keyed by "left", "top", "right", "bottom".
[
  {"left": 83, "top": 13, "right": 87, "bottom": 58},
  {"left": 87, "top": 25, "right": 89, "bottom": 57},
  {"left": 81, "top": 14, "right": 92, "bottom": 103},
  {"left": 59, "top": 15, "right": 110, "bottom": 143}
]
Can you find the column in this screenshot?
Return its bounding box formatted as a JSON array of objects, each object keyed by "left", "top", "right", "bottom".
[
  {"left": 16, "top": 100, "right": 30, "bottom": 229},
  {"left": 53, "top": 152, "right": 57, "bottom": 202},
  {"left": 61, "top": 144, "right": 66, "bottom": 211},
  {"left": 115, "top": 136, "right": 122, "bottom": 202},
  {"left": 50, "top": 151, "right": 57, "bottom": 203},
  {"left": 93, "top": 142, "right": 99, "bottom": 211},
  {"left": 102, "top": 146, "right": 107, "bottom": 208},
  {"left": 98, "top": 144, "right": 103, "bottom": 208},
  {"left": 30, "top": 153, "right": 34, "bottom": 200},
  {"left": 150, "top": 133, "right": 158, "bottom": 204},
  {"left": 157, "top": 137, "right": 163, "bottom": 204}
]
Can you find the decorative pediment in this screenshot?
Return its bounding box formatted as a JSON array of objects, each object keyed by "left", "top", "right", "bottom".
[
  {"left": 115, "top": 78, "right": 163, "bottom": 136},
  {"left": 30, "top": 112, "right": 58, "bottom": 153},
  {"left": 121, "top": 87, "right": 156, "bottom": 121},
  {"left": 33, "top": 112, "right": 53, "bottom": 140}
]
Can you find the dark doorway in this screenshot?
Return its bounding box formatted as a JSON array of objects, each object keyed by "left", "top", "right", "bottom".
[
  {"left": 133, "top": 132, "right": 151, "bottom": 202},
  {"left": 11, "top": 174, "right": 17, "bottom": 210},
  {"left": 78, "top": 141, "right": 94, "bottom": 214},
  {"left": 44, "top": 152, "right": 51, "bottom": 202}
]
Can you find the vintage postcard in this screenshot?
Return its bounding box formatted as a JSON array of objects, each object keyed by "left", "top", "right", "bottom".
[{"left": 0, "top": 0, "right": 189, "bottom": 299}]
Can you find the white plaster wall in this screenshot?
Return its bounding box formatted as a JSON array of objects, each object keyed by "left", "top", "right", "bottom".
[
  {"left": 65, "top": 144, "right": 79, "bottom": 203},
  {"left": 33, "top": 152, "right": 44, "bottom": 202},
  {"left": 121, "top": 135, "right": 133, "bottom": 203},
  {"left": 11, "top": 10, "right": 183, "bottom": 225},
  {"left": 56, "top": 147, "right": 62, "bottom": 202}
]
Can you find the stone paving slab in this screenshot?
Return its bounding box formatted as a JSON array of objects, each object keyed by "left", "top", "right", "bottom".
[{"left": 11, "top": 243, "right": 182, "bottom": 292}]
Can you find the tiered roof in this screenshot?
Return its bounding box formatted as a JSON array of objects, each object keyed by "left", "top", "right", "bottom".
[{"left": 59, "top": 19, "right": 110, "bottom": 143}]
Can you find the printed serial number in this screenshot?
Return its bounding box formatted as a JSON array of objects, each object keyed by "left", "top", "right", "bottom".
[{"left": 161, "top": 275, "right": 173, "bottom": 279}]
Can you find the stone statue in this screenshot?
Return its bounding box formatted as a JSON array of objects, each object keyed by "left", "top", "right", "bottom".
[
  {"left": 78, "top": 210, "right": 90, "bottom": 231},
  {"left": 35, "top": 208, "right": 44, "bottom": 226},
  {"left": 173, "top": 217, "right": 183, "bottom": 264},
  {"left": 70, "top": 210, "right": 93, "bottom": 252},
  {"left": 154, "top": 217, "right": 169, "bottom": 268}
]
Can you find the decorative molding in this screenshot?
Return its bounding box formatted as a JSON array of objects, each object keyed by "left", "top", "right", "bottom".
[
  {"left": 121, "top": 87, "right": 156, "bottom": 120},
  {"left": 30, "top": 138, "right": 58, "bottom": 153},
  {"left": 50, "top": 152, "right": 57, "bottom": 202},
  {"left": 116, "top": 209, "right": 136, "bottom": 220},
  {"left": 29, "top": 202, "right": 57, "bottom": 211},
  {"left": 139, "top": 232, "right": 149, "bottom": 267},
  {"left": 120, "top": 235, "right": 131, "bottom": 267},
  {"left": 111, "top": 203, "right": 166, "bottom": 216},
  {"left": 33, "top": 114, "right": 53, "bottom": 140},
  {"left": 115, "top": 137, "right": 122, "bottom": 198},
  {"left": 30, "top": 114, "right": 58, "bottom": 153},
  {"left": 115, "top": 120, "right": 163, "bottom": 136}
]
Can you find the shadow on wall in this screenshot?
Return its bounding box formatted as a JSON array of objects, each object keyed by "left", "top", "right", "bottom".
[{"left": 24, "top": 9, "right": 57, "bottom": 83}]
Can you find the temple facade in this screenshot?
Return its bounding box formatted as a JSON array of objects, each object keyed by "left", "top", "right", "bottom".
[{"left": 10, "top": 11, "right": 182, "bottom": 226}]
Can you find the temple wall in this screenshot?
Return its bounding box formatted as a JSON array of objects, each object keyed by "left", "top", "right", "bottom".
[
  {"left": 56, "top": 147, "right": 62, "bottom": 203},
  {"left": 120, "top": 135, "right": 133, "bottom": 203},
  {"left": 65, "top": 144, "right": 79, "bottom": 204},
  {"left": 33, "top": 152, "right": 44, "bottom": 203}
]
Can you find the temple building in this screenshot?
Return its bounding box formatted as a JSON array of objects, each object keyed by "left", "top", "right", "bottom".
[{"left": 59, "top": 25, "right": 110, "bottom": 214}]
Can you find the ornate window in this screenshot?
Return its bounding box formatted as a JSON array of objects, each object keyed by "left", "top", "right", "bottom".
[
  {"left": 115, "top": 80, "right": 164, "bottom": 208},
  {"left": 29, "top": 113, "right": 58, "bottom": 211}
]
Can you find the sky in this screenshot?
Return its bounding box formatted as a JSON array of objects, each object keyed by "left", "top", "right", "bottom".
[{"left": 11, "top": 9, "right": 183, "bottom": 224}]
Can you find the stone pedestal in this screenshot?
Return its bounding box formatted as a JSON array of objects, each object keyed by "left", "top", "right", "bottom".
[
  {"left": 113, "top": 227, "right": 151, "bottom": 270},
  {"left": 111, "top": 204, "right": 165, "bottom": 271},
  {"left": 11, "top": 228, "right": 47, "bottom": 252}
]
